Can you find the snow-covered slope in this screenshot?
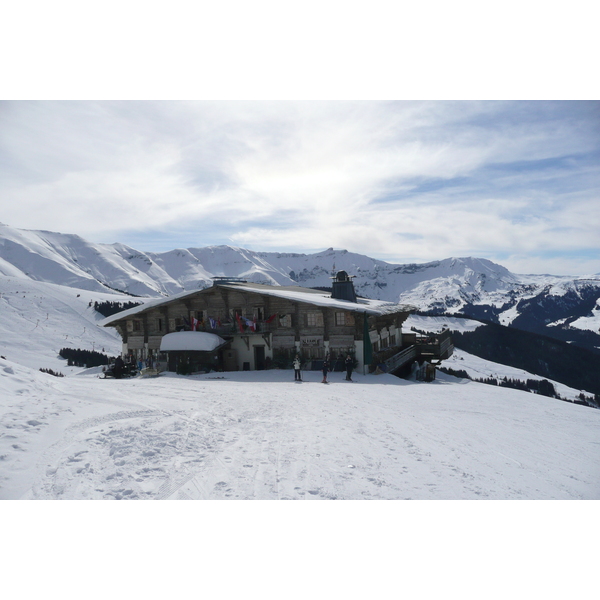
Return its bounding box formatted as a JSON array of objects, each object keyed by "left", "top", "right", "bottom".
[
  {"left": 569, "top": 306, "right": 600, "bottom": 333},
  {"left": 0, "top": 275, "right": 130, "bottom": 372},
  {"left": 1, "top": 361, "right": 598, "bottom": 500},
  {"left": 0, "top": 224, "right": 164, "bottom": 295}
]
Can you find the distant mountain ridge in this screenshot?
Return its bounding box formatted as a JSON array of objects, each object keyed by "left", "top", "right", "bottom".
[{"left": 1, "top": 223, "right": 599, "bottom": 350}]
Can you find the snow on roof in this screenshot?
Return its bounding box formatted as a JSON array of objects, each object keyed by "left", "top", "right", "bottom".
[
  {"left": 218, "top": 282, "right": 414, "bottom": 315},
  {"left": 99, "top": 287, "right": 207, "bottom": 326},
  {"left": 101, "top": 282, "right": 415, "bottom": 326},
  {"left": 160, "top": 331, "right": 226, "bottom": 352}
]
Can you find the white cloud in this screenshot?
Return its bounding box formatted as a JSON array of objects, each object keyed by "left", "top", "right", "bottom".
[{"left": 1, "top": 100, "right": 598, "bottom": 274}]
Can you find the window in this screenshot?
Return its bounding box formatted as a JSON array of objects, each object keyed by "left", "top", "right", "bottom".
[
  {"left": 335, "top": 312, "right": 355, "bottom": 326},
  {"left": 279, "top": 314, "right": 293, "bottom": 328},
  {"left": 306, "top": 312, "right": 324, "bottom": 327},
  {"left": 157, "top": 318, "right": 163, "bottom": 331},
  {"left": 255, "top": 306, "right": 265, "bottom": 321},
  {"left": 133, "top": 319, "right": 141, "bottom": 332}
]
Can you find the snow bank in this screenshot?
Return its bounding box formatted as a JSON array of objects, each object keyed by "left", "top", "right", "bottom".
[{"left": 159, "top": 331, "right": 226, "bottom": 352}]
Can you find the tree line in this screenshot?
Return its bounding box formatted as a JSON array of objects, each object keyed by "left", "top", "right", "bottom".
[
  {"left": 59, "top": 348, "right": 113, "bottom": 368},
  {"left": 446, "top": 324, "right": 600, "bottom": 397},
  {"left": 39, "top": 368, "right": 64, "bottom": 377},
  {"left": 93, "top": 300, "right": 141, "bottom": 318}
]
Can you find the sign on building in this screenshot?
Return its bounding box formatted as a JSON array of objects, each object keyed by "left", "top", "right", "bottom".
[{"left": 301, "top": 335, "right": 324, "bottom": 347}]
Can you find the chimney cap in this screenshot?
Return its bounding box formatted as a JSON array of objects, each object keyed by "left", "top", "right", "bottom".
[{"left": 331, "top": 270, "right": 355, "bottom": 282}]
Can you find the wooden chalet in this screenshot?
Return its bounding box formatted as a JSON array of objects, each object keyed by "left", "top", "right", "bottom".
[{"left": 101, "top": 271, "right": 453, "bottom": 375}]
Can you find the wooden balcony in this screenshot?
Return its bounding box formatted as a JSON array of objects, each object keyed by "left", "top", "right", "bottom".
[{"left": 379, "top": 329, "right": 454, "bottom": 375}]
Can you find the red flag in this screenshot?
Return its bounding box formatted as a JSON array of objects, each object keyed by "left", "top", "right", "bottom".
[{"left": 235, "top": 314, "right": 244, "bottom": 333}]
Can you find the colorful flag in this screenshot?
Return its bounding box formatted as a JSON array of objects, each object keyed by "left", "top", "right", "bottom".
[{"left": 235, "top": 314, "right": 244, "bottom": 333}]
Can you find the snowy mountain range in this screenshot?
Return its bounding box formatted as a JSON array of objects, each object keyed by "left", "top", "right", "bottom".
[{"left": 2, "top": 223, "right": 599, "bottom": 350}]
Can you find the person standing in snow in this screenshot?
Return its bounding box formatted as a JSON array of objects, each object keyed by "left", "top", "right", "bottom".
[
  {"left": 322, "top": 355, "right": 330, "bottom": 383},
  {"left": 293, "top": 354, "right": 302, "bottom": 381},
  {"left": 345, "top": 354, "right": 354, "bottom": 381},
  {"left": 113, "top": 355, "right": 124, "bottom": 379}
]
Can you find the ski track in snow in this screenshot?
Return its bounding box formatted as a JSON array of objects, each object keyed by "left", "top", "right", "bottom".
[{"left": 2, "top": 366, "right": 599, "bottom": 500}]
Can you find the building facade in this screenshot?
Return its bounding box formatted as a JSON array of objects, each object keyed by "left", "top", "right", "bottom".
[{"left": 101, "top": 274, "right": 415, "bottom": 374}]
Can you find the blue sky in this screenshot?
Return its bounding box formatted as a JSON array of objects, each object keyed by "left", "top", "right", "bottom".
[{"left": 1, "top": 100, "right": 598, "bottom": 275}]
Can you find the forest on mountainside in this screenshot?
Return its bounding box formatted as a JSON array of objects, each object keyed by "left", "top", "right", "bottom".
[{"left": 449, "top": 324, "right": 600, "bottom": 397}]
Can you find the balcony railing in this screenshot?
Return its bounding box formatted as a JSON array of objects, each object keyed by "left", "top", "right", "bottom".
[
  {"left": 378, "top": 329, "right": 454, "bottom": 374},
  {"left": 185, "top": 321, "right": 280, "bottom": 337}
]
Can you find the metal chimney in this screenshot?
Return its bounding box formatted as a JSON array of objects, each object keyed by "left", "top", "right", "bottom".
[{"left": 331, "top": 270, "right": 357, "bottom": 302}]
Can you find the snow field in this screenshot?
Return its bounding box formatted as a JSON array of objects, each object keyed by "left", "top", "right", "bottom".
[{"left": 2, "top": 363, "right": 598, "bottom": 500}]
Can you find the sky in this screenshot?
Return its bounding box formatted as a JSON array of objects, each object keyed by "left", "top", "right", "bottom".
[
  {"left": 1, "top": 100, "right": 598, "bottom": 276},
  {"left": 1, "top": 4, "right": 599, "bottom": 277}
]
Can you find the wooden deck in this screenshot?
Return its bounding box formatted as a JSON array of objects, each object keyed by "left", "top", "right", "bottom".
[{"left": 381, "top": 329, "right": 454, "bottom": 375}]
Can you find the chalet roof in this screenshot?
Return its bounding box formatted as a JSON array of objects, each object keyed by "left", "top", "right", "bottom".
[
  {"left": 100, "top": 282, "right": 415, "bottom": 327},
  {"left": 218, "top": 282, "right": 413, "bottom": 315}
]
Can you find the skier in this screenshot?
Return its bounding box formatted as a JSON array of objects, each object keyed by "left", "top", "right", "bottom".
[
  {"left": 293, "top": 354, "right": 302, "bottom": 381},
  {"left": 322, "top": 355, "right": 330, "bottom": 383},
  {"left": 345, "top": 354, "right": 354, "bottom": 381}
]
